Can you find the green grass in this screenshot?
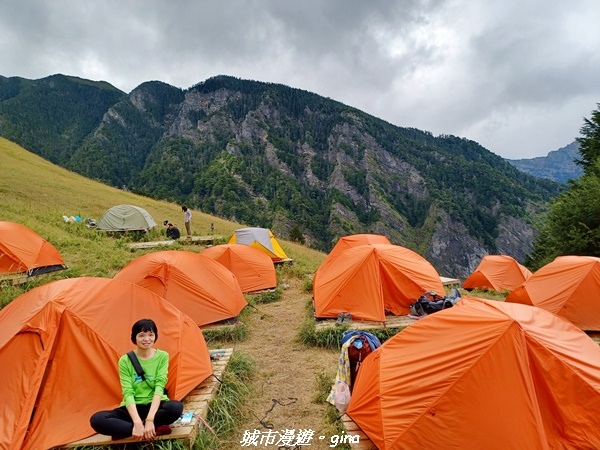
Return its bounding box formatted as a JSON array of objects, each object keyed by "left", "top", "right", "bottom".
[
  {"left": 313, "top": 371, "right": 352, "bottom": 450},
  {"left": 193, "top": 352, "right": 255, "bottom": 449},
  {"left": 247, "top": 286, "right": 283, "bottom": 304},
  {"left": 0, "top": 137, "right": 325, "bottom": 309}
]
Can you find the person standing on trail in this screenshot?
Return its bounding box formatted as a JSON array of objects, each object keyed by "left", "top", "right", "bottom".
[{"left": 182, "top": 206, "right": 192, "bottom": 237}]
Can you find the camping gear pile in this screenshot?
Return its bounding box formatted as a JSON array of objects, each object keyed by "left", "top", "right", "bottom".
[{"left": 408, "top": 288, "right": 462, "bottom": 317}]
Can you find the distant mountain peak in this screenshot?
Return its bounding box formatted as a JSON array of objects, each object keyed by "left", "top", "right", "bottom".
[{"left": 506, "top": 142, "right": 582, "bottom": 183}]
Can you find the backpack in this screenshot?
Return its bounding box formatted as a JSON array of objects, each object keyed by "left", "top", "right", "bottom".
[
  {"left": 347, "top": 336, "right": 373, "bottom": 391},
  {"left": 409, "top": 289, "right": 461, "bottom": 317}
]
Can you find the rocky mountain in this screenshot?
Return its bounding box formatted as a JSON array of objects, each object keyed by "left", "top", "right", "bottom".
[
  {"left": 0, "top": 74, "right": 563, "bottom": 278},
  {"left": 507, "top": 142, "right": 583, "bottom": 183}
]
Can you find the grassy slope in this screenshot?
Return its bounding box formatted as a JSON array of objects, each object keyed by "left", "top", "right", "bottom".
[{"left": 0, "top": 137, "right": 326, "bottom": 307}]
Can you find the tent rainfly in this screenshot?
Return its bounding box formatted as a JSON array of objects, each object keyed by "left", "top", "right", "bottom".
[
  {"left": 114, "top": 250, "right": 247, "bottom": 327},
  {"left": 0, "top": 221, "right": 66, "bottom": 276},
  {"left": 347, "top": 296, "right": 600, "bottom": 450},
  {"left": 228, "top": 227, "right": 288, "bottom": 261},
  {"left": 0, "top": 277, "right": 212, "bottom": 450},
  {"left": 202, "top": 244, "right": 278, "bottom": 293},
  {"left": 96, "top": 204, "right": 157, "bottom": 231},
  {"left": 506, "top": 255, "right": 600, "bottom": 330},
  {"left": 462, "top": 254, "right": 532, "bottom": 292},
  {"left": 313, "top": 243, "right": 444, "bottom": 322},
  {"left": 314, "top": 234, "right": 391, "bottom": 287}
]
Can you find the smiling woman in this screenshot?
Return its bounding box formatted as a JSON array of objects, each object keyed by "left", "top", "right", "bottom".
[{"left": 89, "top": 319, "right": 183, "bottom": 441}]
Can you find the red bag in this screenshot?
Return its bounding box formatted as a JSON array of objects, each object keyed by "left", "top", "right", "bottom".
[{"left": 347, "top": 336, "right": 372, "bottom": 391}]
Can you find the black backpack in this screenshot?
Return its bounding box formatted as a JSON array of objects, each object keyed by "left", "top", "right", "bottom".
[{"left": 409, "top": 289, "right": 461, "bottom": 317}]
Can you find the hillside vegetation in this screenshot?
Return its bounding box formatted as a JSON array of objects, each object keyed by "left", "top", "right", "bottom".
[
  {"left": 0, "top": 137, "right": 325, "bottom": 307},
  {"left": 0, "top": 74, "right": 564, "bottom": 278}
]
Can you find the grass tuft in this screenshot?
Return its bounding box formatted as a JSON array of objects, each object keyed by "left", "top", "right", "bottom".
[
  {"left": 248, "top": 286, "right": 283, "bottom": 304},
  {"left": 194, "top": 352, "right": 255, "bottom": 449}
]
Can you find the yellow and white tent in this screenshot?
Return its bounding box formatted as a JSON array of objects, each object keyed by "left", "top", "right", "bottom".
[{"left": 228, "top": 227, "right": 288, "bottom": 261}]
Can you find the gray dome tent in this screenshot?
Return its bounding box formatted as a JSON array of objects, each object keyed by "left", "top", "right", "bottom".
[{"left": 96, "top": 205, "right": 157, "bottom": 232}]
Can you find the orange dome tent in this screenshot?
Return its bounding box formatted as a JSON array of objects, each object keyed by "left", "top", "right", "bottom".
[
  {"left": 314, "top": 234, "right": 391, "bottom": 287},
  {"left": 462, "top": 254, "right": 532, "bottom": 292},
  {"left": 0, "top": 277, "right": 212, "bottom": 450},
  {"left": 506, "top": 255, "right": 600, "bottom": 330},
  {"left": 347, "top": 296, "right": 600, "bottom": 450},
  {"left": 313, "top": 244, "right": 444, "bottom": 322},
  {"left": 114, "top": 250, "right": 247, "bottom": 327},
  {"left": 327, "top": 234, "right": 391, "bottom": 261},
  {"left": 202, "top": 244, "right": 277, "bottom": 293},
  {"left": 0, "top": 221, "right": 66, "bottom": 276}
]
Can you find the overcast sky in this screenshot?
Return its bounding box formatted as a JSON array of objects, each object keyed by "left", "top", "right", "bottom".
[{"left": 2, "top": 0, "right": 599, "bottom": 159}]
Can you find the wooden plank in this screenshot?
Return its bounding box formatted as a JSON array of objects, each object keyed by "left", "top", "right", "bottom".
[
  {"left": 62, "top": 348, "right": 233, "bottom": 449},
  {"left": 128, "top": 240, "right": 175, "bottom": 251},
  {"left": 273, "top": 257, "right": 294, "bottom": 265},
  {"left": 315, "top": 314, "right": 417, "bottom": 332},
  {"left": 341, "top": 415, "right": 378, "bottom": 449},
  {"left": 0, "top": 273, "right": 29, "bottom": 287},
  {"left": 440, "top": 276, "right": 460, "bottom": 288},
  {"left": 179, "top": 235, "right": 223, "bottom": 246}
]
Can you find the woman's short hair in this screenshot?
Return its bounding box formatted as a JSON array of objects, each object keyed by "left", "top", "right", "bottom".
[{"left": 131, "top": 319, "right": 158, "bottom": 344}]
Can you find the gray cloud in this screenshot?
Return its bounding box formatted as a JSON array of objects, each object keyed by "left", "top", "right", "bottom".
[{"left": 1, "top": 0, "right": 599, "bottom": 158}]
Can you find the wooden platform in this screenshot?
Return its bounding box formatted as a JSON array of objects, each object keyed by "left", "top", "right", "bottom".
[
  {"left": 440, "top": 276, "right": 461, "bottom": 288},
  {"left": 62, "top": 348, "right": 233, "bottom": 449},
  {"left": 180, "top": 235, "right": 222, "bottom": 246},
  {"left": 274, "top": 257, "right": 294, "bottom": 265},
  {"left": 128, "top": 235, "right": 223, "bottom": 251},
  {"left": 201, "top": 319, "right": 244, "bottom": 332},
  {"left": 315, "top": 314, "right": 418, "bottom": 332},
  {"left": 341, "top": 414, "right": 377, "bottom": 449},
  {"left": 0, "top": 273, "right": 29, "bottom": 287}
]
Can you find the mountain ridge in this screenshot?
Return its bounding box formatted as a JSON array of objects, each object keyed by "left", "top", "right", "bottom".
[
  {"left": 0, "top": 73, "right": 563, "bottom": 278},
  {"left": 507, "top": 141, "right": 582, "bottom": 183}
]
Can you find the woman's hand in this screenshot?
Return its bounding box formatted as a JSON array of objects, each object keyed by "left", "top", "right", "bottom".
[
  {"left": 144, "top": 420, "right": 156, "bottom": 439},
  {"left": 132, "top": 420, "right": 145, "bottom": 439}
]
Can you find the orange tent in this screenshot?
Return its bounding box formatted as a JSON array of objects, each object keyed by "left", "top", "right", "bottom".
[
  {"left": 0, "top": 277, "right": 212, "bottom": 450},
  {"left": 506, "top": 255, "right": 600, "bottom": 330},
  {"left": 462, "top": 254, "right": 532, "bottom": 292},
  {"left": 347, "top": 296, "right": 600, "bottom": 450},
  {"left": 114, "top": 250, "right": 247, "bottom": 327},
  {"left": 202, "top": 244, "right": 277, "bottom": 293},
  {"left": 327, "top": 234, "right": 391, "bottom": 261},
  {"left": 314, "top": 234, "right": 391, "bottom": 287},
  {"left": 0, "top": 221, "right": 66, "bottom": 275},
  {"left": 313, "top": 244, "right": 444, "bottom": 322}
]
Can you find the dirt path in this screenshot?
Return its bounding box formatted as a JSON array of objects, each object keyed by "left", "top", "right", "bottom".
[{"left": 220, "top": 278, "right": 340, "bottom": 450}]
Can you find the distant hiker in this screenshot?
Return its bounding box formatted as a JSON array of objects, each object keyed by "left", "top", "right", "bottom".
[
  {"left": 210, "top": 223, "right": 214, "bottom": 233},
  {"left": 182, "top": 206, "right": 192, "bottom": 237},
  {"left": 166, "top": 223, "right": 180, "bottom": 240},
  {"left": 90, "top": 319, "right": 183, "bottom": 440}
]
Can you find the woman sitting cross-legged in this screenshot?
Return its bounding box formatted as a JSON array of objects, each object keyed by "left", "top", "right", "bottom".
[{"left": 90, "top": 319, "right": 184, "bottom": 440}]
